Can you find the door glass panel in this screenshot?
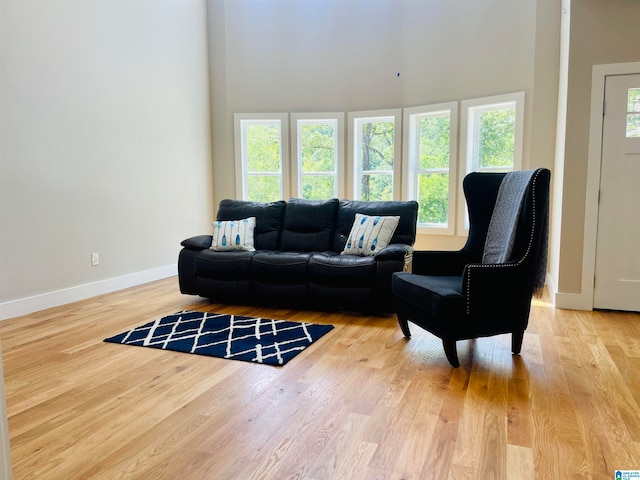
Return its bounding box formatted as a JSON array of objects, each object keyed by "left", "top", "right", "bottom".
[
  {"left": 627, "top": 88, "right": 640, "bottom": 138},
  {"left": 627, "top": 88, "right": 640, "bottom": 112},
  {"left": 627, "top": 114, "right": 640, "bottom": 138}
]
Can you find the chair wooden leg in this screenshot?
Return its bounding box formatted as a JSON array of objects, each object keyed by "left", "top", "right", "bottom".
[
  {"left": 442, "top": 339, "right": 460, "bottom": 368},
  {"left": 397, "top": 314, "right": 412, "bottom": 338},
  {"left": 512, "top": 330, "right": 525, "bottom": 354}
]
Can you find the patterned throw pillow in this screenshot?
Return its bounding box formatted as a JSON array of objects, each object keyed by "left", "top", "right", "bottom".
[
  {"left": 210, "top": 217, "right": 256, "bottom": 251},
  {"left": 341, "top": 214, "right": 400, "bottom": 256}
]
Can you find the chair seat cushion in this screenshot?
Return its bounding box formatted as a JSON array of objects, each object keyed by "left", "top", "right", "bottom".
[{"left": 392, "top": 272, "right": 465, "bottom": 318}]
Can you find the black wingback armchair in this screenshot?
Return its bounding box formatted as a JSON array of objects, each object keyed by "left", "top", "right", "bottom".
[{"left": 392, "top": 168, "right": 550, "bottom": 367}]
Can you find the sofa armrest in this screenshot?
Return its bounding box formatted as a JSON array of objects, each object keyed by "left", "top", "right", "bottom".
[
  {"left": 374, "top": 243, "right": 413, "bottom": 261},
  {"left": 180, "top": 235, "right": 212, "bottom": 250},
  {"left": 371, "top": 245, "right": 412, "bottom": 308}
]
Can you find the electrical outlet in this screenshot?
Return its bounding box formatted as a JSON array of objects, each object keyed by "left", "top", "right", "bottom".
[{"left": 91, "top": 252, "right": 100, "bottom": 266}]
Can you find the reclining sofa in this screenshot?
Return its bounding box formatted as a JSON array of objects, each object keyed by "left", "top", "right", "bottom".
[{"left": 178, "top": 198, "right": 418, "bottom": 312}]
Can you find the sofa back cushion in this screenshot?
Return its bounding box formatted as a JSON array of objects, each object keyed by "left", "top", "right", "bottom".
[
  {"left": 334, "top": 200, "right": 419, "bottom": 252},
  {"left": 217, "top": 199, "right": 286, "bottom": 250},
  {"left": 280, "top": 198, "right": 339, "bottom": 252}
]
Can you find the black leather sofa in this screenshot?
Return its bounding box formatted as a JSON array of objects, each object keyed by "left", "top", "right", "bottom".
[{"left": 178, "top": 198, "right": 418, "bottom": 312}]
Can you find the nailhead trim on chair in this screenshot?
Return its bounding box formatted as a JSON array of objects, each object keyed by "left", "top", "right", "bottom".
[{"left": 465, "top": 168, "right": 542, "bottom": 316}]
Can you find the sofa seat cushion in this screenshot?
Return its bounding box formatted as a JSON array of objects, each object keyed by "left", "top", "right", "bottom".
[
  {"left": 308, "top": 252, "right": 376, "bottom": 286},
  {"left": 196, "top": 250, "right": 256, "bottom": 279},
  {"left": 251, "top": 251, "right": 313, "bottom": 283},
  {"left": 392, "top": 272, "right": 464, "bottom": 318}
]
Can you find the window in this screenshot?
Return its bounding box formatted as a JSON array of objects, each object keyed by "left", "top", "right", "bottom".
[
  {"left": 233, "top": 93, "right": 525, "bottom": 236},
  {"left": 403, "top": 102, "right": 458, "bottom": 234},
  {"left": 459, "top": 92, "right": 525, "bottom": 231},
  {"left": 462, "top": 92, "right": 524, "bottom": 174},
  {"left": 291, "top": 113, "right": 344, "bottom": 199},
  {"left": 627, "top": 88, "right": 640, "bottom": 138},
  {"left": 234, "top": 113, "right": 289, "bottom": 202},
  {"left": 348, "top": 109, "right": 402, "bottom": 201}
]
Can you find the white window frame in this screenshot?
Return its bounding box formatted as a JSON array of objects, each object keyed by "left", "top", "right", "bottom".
[
  {"left": 402, "top": 102, "right": 458, "bottom": 235},
  {"left": 458, "top": 92, "right": 525, "bottom": 233},
  {"left": 234, "top": 113, "right": 290, "bottom": 201},
  {"left": 347, "top": 109, "right": 402, "bottom": 201},
  {"left": 290, "top": 113, "right": 345, "bottom": 199}
]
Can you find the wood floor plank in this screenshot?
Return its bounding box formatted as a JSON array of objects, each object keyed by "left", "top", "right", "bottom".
[
  {"left": 2, "top": 277, "right": 640, "bottom": 479},
  {"left": 506, "top": 444, "right": 534, "bottom": 480}
]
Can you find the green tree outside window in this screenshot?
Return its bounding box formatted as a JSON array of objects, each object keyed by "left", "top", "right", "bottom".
[
  {"left": 417, "top": 114, "right": 450, "bottom": 225},
  {"left": 478, "top": 108, "right": 515, "bottom": 169},
  {"left": 245, "top": 122, "right": 282, "bottom": 201},
  {"left": 360, "top": 120, "right": 394, "bottom": 201},
  {"left": 299, "top": 122, "right": 336, "bottom": 199}
]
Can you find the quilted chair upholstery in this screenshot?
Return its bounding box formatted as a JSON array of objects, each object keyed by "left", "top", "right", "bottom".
[{"left": 391, "top": 168, "right": 550, "bottom": 367}]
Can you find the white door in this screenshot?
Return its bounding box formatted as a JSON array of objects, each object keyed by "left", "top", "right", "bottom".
[{"left": 594, "top": 73, "right": 640, "bottom": 311}]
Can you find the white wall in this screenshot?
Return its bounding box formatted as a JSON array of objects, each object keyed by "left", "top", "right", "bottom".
[
  {"left": 0, "top": 0, "right": 213, "bottom": 318},
  {"left": 209, "top": 0, "right": 560, "bottom": 250}
]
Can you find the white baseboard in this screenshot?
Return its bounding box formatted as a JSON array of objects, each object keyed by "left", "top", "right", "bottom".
[
  {"left": 0, "top": 265, "right": 177, "bottom": 322},
  {"left": 554, "top": 291, "right": 592, "bottom": 311},
  {"left": 544, "top": 272, "right": 556, "bottom": 305},
  {"left": 544, "top": 273, "right": 592, "bottom": 311}
]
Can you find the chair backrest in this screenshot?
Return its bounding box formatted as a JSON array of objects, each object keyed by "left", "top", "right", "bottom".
[{"left": 461, "top": 168, "right": 550, "bottom": 269}]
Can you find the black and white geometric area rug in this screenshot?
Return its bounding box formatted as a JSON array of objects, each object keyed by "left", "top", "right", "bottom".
[{"left": 104, "top": 310, "right": 334, "bottom": 366}]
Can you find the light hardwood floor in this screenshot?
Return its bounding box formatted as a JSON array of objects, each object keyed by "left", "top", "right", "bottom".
[{"left": 1, "top": 277, "right": 640, "bottom": 479}]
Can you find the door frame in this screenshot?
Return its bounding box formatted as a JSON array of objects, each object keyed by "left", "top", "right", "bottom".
[{"left": 581, "top": 62, "right": 640, "bottom": 310}]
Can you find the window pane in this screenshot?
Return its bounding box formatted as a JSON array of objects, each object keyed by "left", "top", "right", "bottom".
[
  {"left": 246, "top": 123, "right": 281, "bottom": 172},
  {"left": 478, "top": 108, "right": 515, "bottom": 169},
  {"left": 419, "top": 115, "right": 450, "bottom": 170},
  {"left": 627, "top": 114, "right": 640, "bottom": 138},
  {"left": 418, "top": 173, "right": 448, "bottom": 225},
  {"left": 247, "top": 175, "right": 280, "bottom": 202},
  {"left": 301, "top": 175, "right": 334, "bottom": 200},
  {"left": 361, "top": 120, "right": 395, "bottom": 171},
  {"left": 300, "top": 123, "right": 336, "bottom": 172},
  {"left": 360, "top": 173, "right": 393, "bottom": 201},
  {"left": 628, "top": 88, "right": 640, "bottom": 112}
]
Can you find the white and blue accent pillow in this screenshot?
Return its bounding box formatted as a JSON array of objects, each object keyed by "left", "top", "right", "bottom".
[
  {"left": 210, "top": 217, "right": 256, "bottom": 251},
  {"left": 342, "top": 214, "right": 400, "bottom": 256}
]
